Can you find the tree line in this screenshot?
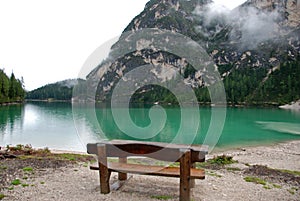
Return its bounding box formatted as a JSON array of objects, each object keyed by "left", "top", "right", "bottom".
[
  {"left": 130, "top": 59, "right": 300, "bottom": 106},
  {"left": 0, "top": 69, "right": 26, "bottom": 104},
  {"left": 26, "top": 82, "right": 73, "bottom": 101}
]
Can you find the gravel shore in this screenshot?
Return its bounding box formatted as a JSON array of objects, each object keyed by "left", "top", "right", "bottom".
[{"left": 1, "top": 140, "right": 300, "bottom": 201}]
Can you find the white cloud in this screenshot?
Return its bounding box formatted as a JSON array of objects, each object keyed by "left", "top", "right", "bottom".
[{"left": 213, "top": 0, "right": 247, "bottom": 10}]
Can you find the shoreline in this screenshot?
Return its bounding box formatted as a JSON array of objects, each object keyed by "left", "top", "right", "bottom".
[
  {"left": 1, "top": 139, "right": 300, "bottom": 201},
  {"left": 210, "top": 139, "right": 300, "bottom": 154},
  {"left": 4, "top": 139, "right": 300, "bottom": 156}
]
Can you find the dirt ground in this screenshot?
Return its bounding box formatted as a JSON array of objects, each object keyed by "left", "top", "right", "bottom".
[{"left": 0, "top": 141, "right": 299, "bottom": 201}]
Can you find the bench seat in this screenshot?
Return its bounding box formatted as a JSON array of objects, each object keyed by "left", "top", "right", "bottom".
[{"left": 90, "top": 162, "right": 205, "bottom": 179}]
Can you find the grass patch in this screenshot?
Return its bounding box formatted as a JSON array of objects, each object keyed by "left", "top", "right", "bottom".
[
  {"left": 5, "top": 144, "right": 93, "bottom": 163},
  {"left": 40, "top": 181, "right": 45, "bottom": 185},
  {"left": 272, "top": 184, "right": 282, "bottom": 189},
  {"left": 0, "top": 194, "right": 5, "bottom": 200},
  {"left": 208, "top": 172, "right": 222, "bottom": 178},
  {"left": 287, "top": 188, "right": 295, "bottom": 195},
  {"left": 278, "top": 169, "right": 300, "bottom": 176},
  {"left": 207, "top": 155, "right": 237, "bottom": 165},
  {"left": 244, "top": 176, "right": 284, "bottom": 190},
  {"left": 150, "top": 195, "right": 173, "bottom": 200},
  {"left": 7, "top": 187, "right": 14, "bottom": 190},
  {"left": 54, "top": 153, "right": 94, "bottom": 162},
  {"left": 0, "top": 165, "right": 7, "bottom": 171},
  {"left": 21, "top": 183, "right": 29, "bottom": 187},
  {"left": 197, "top": 155, "right": 238, "bottom": 169},
  {"left": 263, "top": 185, "right": 272, "bottom": 190},
  {"left": 244, "top": 176, "right": 267, "bottom": 185},
  {"left": 22, "top": 166, "right": 34, "bottom": 172},
  {"left": 11, "top": 179, "right": 21, "bottom": 186}
]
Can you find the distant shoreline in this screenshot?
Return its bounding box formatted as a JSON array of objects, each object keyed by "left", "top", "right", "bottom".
[
  {"left": 25, "top": 99, "right": 71, "bottom": 103},
  {"left": 0, "top": 101, "right": 24, "bottom": 106},
  {"left": 21, "top": 98, "right": 300, "bottom": 109}
]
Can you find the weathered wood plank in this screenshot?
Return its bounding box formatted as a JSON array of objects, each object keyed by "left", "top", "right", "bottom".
[{"left": 90, "top": 163, "right": 205, "bottom": 179}]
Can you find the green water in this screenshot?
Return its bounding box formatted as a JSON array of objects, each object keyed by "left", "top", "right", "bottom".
[{"left": 1, "top": 102, "right": 300, "bottom": 152}]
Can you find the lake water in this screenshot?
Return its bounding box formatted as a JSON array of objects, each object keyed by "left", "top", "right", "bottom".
[{"left": 1, "top": 102, "right": 300, "bottom": 152}]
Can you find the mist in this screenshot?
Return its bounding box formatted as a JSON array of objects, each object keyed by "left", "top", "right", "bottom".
[{"left": 193, "top": 1, "right": 284, "bottom": 50}]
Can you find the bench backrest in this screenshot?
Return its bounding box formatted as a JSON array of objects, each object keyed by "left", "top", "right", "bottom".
[{"left": 87, "top": 140, "right": 208, "bottom": 163}]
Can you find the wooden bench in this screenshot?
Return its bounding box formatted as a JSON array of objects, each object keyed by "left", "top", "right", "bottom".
[{"left": 87, "top": 140, "right": 208, "bottom": 201}]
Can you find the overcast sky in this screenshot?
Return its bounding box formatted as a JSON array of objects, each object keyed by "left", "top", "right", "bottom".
[{"left": 0, "top": 0, "right": 246, "bottom": 90}]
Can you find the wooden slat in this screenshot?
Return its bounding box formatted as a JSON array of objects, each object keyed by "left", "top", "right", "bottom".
[
  {"left": 90, "top": 162, "right": 205, "bottom": 179},
  {"left": 87, "top": 140, "right": 208, "bottom": 162}
]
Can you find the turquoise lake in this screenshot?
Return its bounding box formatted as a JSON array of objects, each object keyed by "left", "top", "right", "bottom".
[{"left": 0, "top": 102, "right": 300, "bottom": 152}]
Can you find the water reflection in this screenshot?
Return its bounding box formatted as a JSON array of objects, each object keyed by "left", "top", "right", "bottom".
[
  {"left": 0, "top": 104, "right": 24, "bottom": 136},
  {"left": 0, "top": 102, "right": 83, "bottom": 151}
]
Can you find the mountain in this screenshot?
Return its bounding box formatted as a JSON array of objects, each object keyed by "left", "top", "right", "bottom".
[
  {"left": 83, "top": 0, "right": 300, "bottom": 106},
  {"left": 26, "top": 79, "right": 79, "bottom": 101}
]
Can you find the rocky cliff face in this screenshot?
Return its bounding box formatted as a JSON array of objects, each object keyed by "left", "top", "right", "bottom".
[{"left": 85, "top": 0, "right": 300, "bottom": 105}]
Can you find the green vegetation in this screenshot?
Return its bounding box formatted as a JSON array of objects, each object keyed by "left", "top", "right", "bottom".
[
  {"left": 128, "top": 60, "right": 300, "bottom": 106},
  {"left": 278, "top": 169, "right": 300, "bottom": 176},
  {"left": 287, "top": 187, "right": 298, "bottom": 195},
  {"left": 287, "top": 188, "right": 297, "bottom": 195},
  {"left": 244, "top": 176, "right": 283, "bottom": 190},
  {"left": 207, "top": 171, "right": 222, "bottom": 178},
  {"left": 253, "top": 59, "right": 300, "bottom": 104},
  {"left": 263, "top": 185, "right": 272, "bottom": 190},
  {"left": 0, "top": 165, "right": 7, "bottom": 171},
  {"left": 0, "top": 194, "right": 5, "bottom": 200},
  {"left": 150, "top": 195, "right": 173, "bottom": 200},
  {"left": 21, "top": 183, "right": 29, "bottom": 187},
  {"left": 0, "top": 69, "right": 25, "bottom": 104},
  {"left": 207, "top": 155, "right": 237, "bottom": 165},
  {"left": 22, "top": 167, "right": 34, "bottom": 172},
  {"left": 272, "top": 184, "right": 282, "bottom": 189},
  {"left": 244, "top": 176, "right": 267, "bottom": 185},
  {"left": 11, "top": 179, "right": 21, "bottom": 186},
  {"left": 5, "top": 144, "right": 94, "bottom": 163},
  {"left": 26, "top": 79, "right": 78, "bottom": 101}
]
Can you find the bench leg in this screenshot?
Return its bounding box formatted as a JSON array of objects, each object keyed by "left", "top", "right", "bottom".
[
  {"left": 97, "top": 144, "right": 111, "bottom": 194},
  {"left": 190, "top": 163, "right": 196, "bottom": 188},
  {"left": 118, "top": 157, "right": 128, "bottom": 181},
  {"left": 180, "top": 149, "right": 191, "bottom": 201}
]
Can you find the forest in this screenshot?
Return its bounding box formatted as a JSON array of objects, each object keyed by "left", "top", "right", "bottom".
[
  {"left": 0, "top": 69, "right": 26, "bottom": 104},
  {"left": 26, "top": 81, "right": 74, "bottom": 101},
  {"left": 130, "top": 59, "right": 300, "bottom": 106}
]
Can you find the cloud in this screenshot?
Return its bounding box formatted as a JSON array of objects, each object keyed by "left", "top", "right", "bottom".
[
  {"left": 193, "top": 2, "right": 230, "bottom": 38},
  {"left": 230, "top": 6, "right": 281, "bottom": 50},
  {"left": 193, "top": 1, "right": 283, "bottom": 49}
]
